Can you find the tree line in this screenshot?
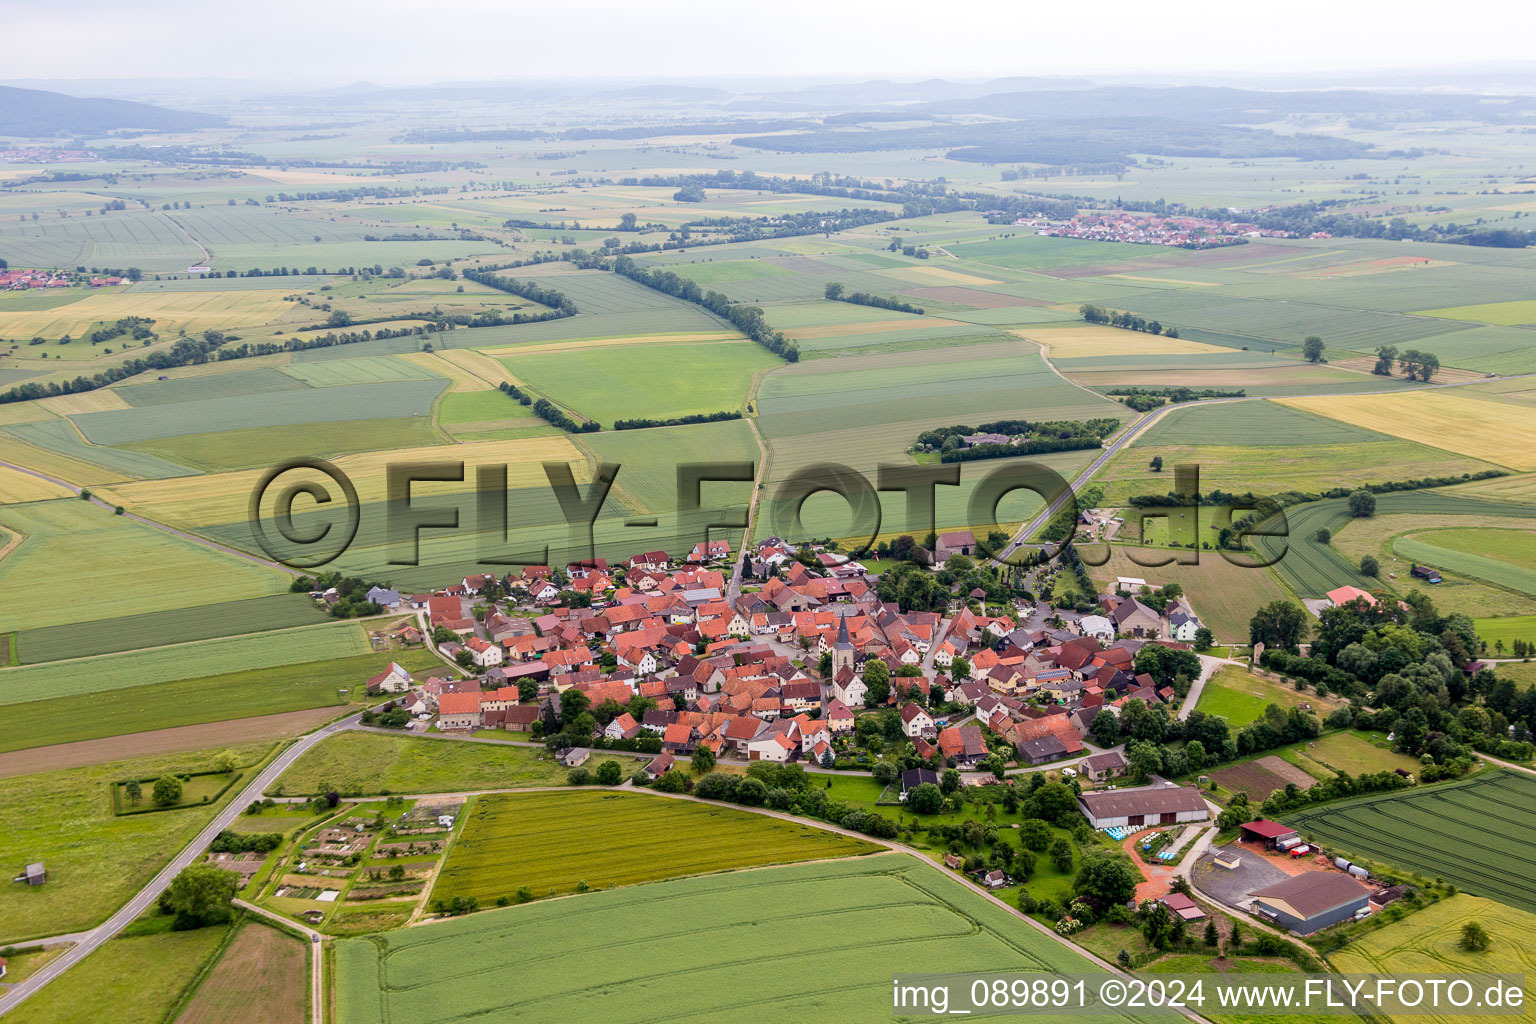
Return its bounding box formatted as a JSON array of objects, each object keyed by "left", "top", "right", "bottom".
[
  {"left": 532, "top": 398, "right": 600, "bottom": 433},
  {"left": 611, "top": 256, "right": 799, "bottom": 362},
  {"left": 824, "top": 282, "right": 924, "bottom": 314},
  {"left": 1373, "top": 345, "right": 1441, "bottom": 381},
  {"left": 613, "top": 410, "right": 742, "bottom": 430},
  {"left": 1080, "top": 303, "right": 1180, "bottom": 337}
]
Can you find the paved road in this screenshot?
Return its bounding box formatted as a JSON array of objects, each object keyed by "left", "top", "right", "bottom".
[{"left": 0, "top": 712, "right": 363, "bottom": 1018}]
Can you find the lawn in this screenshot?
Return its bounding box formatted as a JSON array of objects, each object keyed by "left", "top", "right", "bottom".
[
  {"left": 268, "top": 731, "right": 569, "bottom": 796},
  {"left": 1285, "top": 771, "right": 1536, "bottom": 912},
  {"left": 431, "top": 790, "right": 879, "bottom": 904},
  {"left": 1330, "top": 894, "right": 1536, "bottom": 1024},
  {"left": 1473, "top": 614, "right": 1536, "bottom": 650},
  {"left": 12, "top": 593, "right": 329, "bottom": 664},
  {"left": 0, "top": 743, "right": 272, "bottom": 940},
  {"left": 499, "top": 339, "right": 773, "bottom": 422},
  {"left": 0, "top": 646, "right": 441, "bottom": 754},
  {"left": 174, "top": 919, "right": 308, "bottom": 1024},
  {"left": 2, "top": 926, "right": 232, "bottom": 1024},
  {"left": 1194, "top": 666, "right": 1321, "bottom": 728},
  {"left": 0, "top": 620, "right": 375, "bottom": 707},
  {"left": 1284, "top": 731, "right": 1423, "bottom": 778},
  {"left": 335, "top": 854, "right": 1152, "bottom": 1024},
  {"left": 0, "top": 498, "right": 293, "bottom": 633}
]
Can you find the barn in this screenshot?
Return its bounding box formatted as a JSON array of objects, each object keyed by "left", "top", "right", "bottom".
[
  {"left": 1248, "top": 872, "right": 1371, "bottom": 934},
  {"left": 1239, "top": 819, "right": 1299, "bottom": 847},
  {"left": 1077, "top": 785, "right": 1210, "bottom": 829}
]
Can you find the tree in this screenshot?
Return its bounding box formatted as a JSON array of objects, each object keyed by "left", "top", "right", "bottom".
[
  {"left": 213, "top": 750, "right": 239, "bottom": 774},
  {"left": 862, "top": 658, "right": 890, "bottom": 707},
  {"left": 907, "top": 782, "right": 943, "bottom": 814},
  {"left": 1302, "top": 336, "right": 1325, "bottom": 362},
  {"left": 1073, "top": 851, "right": 1140, "bottom": 905},
  {"left": 1019, "top": 818, "right": 1052, "bottom": 852},
  {"left": 559, "top": 687, "right": 591, "bottom": 725},
  {"left": 124, "top": 779, "right": 143, "bottom": 805},
  {"left": 162, "top": 863, "right": 238, "bottom": 929},
  {"left": 1090, "top": 709, "right": 1121, "bottom": 748},
  {"left": 1459, "top": 921, "right": 1492, "bottom": 952},
  {"left": 1360, "top": 555, "right": 1380, "bottom": 577},
  {"left": 1127, "top": 740, "right": 1163, "bottom": 784},
  {"left": 1049, "top": 837, "right": 1074, "bottom": 872},
  {"left": 1315, "top": 527, "right": 1331, "bottom": 544},
  {"left": 1249, "top": 600, "right": 1309, "bottom": 653},
  {"left": 1348, "top": 490, "right": 1377, "bottom": 518},
  {"left": 1117, "top": 949, "right": 1132, "bottom": 969},
  {"left": 691, "top": 747, "right": 716, "bottom": 774},
  {"left": 1193, "top": 627, "right": 1214, "bottom": 652},
  {"left": 1204, "top": 919, "right": 1220, "bottom": 947},
  {"left": 595, "top": 760, "right": 624, "bottom": 785},
  {"left": 872, "top": 761, "right": 899, "bottom": 786},
  {"left": 941, "top": 768, "right": 962, "bottom": 794},
  {"left": 152, "top": 774, "right": 184, "bottom": 807},
  {"left": 1149, "top": 455, "right": 1164, "bottom": 472},
  {"left": 618, "top": 212, "right": 638, "bottom": 231},
  {"left": 1373, "top": 345, "right": 1398, "bottom": 376},
  {"left": 824, "top": 282, "right": 844, "bottom": 300}
]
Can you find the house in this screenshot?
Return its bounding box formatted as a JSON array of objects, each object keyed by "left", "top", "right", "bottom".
[
  {"left": 1109, "top": 598, "right": 1163, "bottom": 639},
  {"left": 664, "top": 722, "right": 696, "bottom": 754},
  {"left": 1248, "top": 873, "right": 1372, "bottom": 934},
  {"left": 935, "top": 530, "right": 976, "bottom": 561},
  {"left": 365, "top": 586, "right": 401, "bottom": 608},
  {"left": 465, "top": 636, "right": 503, "bottom": 668},
  {"left": 629, "top": 551, "right": 671, "bottom": 572},
  {"left": 831, "top": 672, "right": 867, "bottom": 708},
  {"left": 365, "top": 662, "right": 413, "bottom": 695},
  {"left": 980, "top": 869, "right": 1009, "bottom": 889},
  {"left": 1081, "top": 750, "right": 1128, "bottom": 782},
  {"left": 899, "top": 767, "right": 940, "bottom": 798},
  {"left": 746, "top": 730, "right": 798, "bottom": 762},
  {"left": 643, "top": 752, "right": 675, "bottom": 779},
  {"left": 604, "top": 712, "right": 641, "bottom": 741},
  {"left": 1326, "top": 585, "right": 1377, "bottom": 609},
  {"left": 824, "top": 698, "right": 855, "bottom": 734},
  {"left": 1167, "top": 600, "right": 1203, "bottom": 642},
  {"left": 559, "top": 747, "right": 591, "bottom": 767},
  {"left": 938, "top": 724, "right": 987, "bottom": 767},
  {"left": 1239, "top": 820, "right": 1300, "bottom": 848},
  {"left": 1160, "top": 892, "right": 1206, "bottom": 921},
  {"left": 1077, "top": 614, "right": 1115, "bottom": 642},
  {"left": 437, "top": 691, "right": 483, "bottom": 730},
  {"left": 1077, "top": 785, "right": 1209, "bottom": 828},
  {"left": 899, "top": 703, "right": 936, "bottom": 739}
]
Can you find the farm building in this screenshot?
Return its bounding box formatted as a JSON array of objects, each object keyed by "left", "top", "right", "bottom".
[
  {"left": 1247, "top": 872, "right": 1371, "bottom": 934},
  {"left": 900, "top": 768, "right": 940, "bottom": 798},
  {"left": 1082, "top": 750, "right": 1128, "bottom": 782},
  {"left": 1078, "top": 785, "right": 1210, "bottom": 828},
  {"left": 15, "top": 862, "right": 46, "bottom": 886},
  {"left": 1239, "top": 820, "right": 1299, "bottom": 847},
  {"left": 1160, "top": 892, "right": 1206, "bottom": 921}
]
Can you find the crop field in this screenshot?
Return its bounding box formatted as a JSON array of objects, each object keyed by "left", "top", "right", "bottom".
[
  {"left": 174, "top": 920, "right": 308, "bottom": 1024},
  {"left": 1330, "top": 895, "right": 1536, "bottom": 1024},
  {"left": 0, "top": 620, "right": 374, "bottom": 707},
  {"left": 0, "top": 462, "right": 75, "bottom": 503},
  {"left": 0, "top": 208, "right": 205, "bottom": 272},
  {"left": 12, "top": 592, "right": 329, "bottom": 663},
  {"left": 270, "top": 731, "right": 569, "bottom": 796},
  {"left": 0, "top": 498, "right": 291, "bottom": 632},
  {"left": 1472, "top": 615, "right": 1536, "bottom": 650},
  {"left": 0, "top": 287, "right": 294, "bottom": 342},
  {"left": 1017, "top": 325, "right": 1232, "bottom": 358},
  {"left": 1209, "top": 757, "right": 1321, "bottom": 802},
  {"left": 70, "top": 378, "right": 448, "bottom": 445},
  {"left": 1133, "top": 400, "right": 1394, "bottom": 447},
  {"left": 120, "top": 416, "right": 444, "bottom": 472},
  {"left": 112, "top": 367, "right": 307, "bottom": 407},
  {"left": 1194, "top": 666, "right": 1320, "bottom": 727},
  {"left": 2, "top": 418, "right": 196, "bottom": 479},
  {"left": 336, "top": 854, "right": 1156, "bottom": 1024},
  {"left": 433, "top": 790, "right": 879, "bottom": 904},
  {"left": 0, "top": 647, "right": 439, "bottom": 752},
  {"left": 436, "top": 389, "right": 538, "bottom": 425},
  {"left": 1286, "top": 770, "right": 1536, "bottom": 912},
  {"left": 1414, "top": 299, "right": 1536, "bottom": 326},
  {"left": 1391, "top": 531, "right": 1536, "bottom": 597},
  {"left": 0, "top": 742, "right": 271, "bottom": 939},
  {"left": 276, "top": 355, "right": 444, "bottom": 387},
  {"left": 1279, "top": 391, "right": 1536, "bottom": 471},
  {"left": 2, "top": 927, "right": 233, "bottom": 1024},
  {"left": 500, "top": 339, "right": 773, "bottom": 421}
]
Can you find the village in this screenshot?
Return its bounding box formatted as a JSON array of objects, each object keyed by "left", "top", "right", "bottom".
[{"left": 1018, "top": 211, "right": 1322, "bottom": 247}]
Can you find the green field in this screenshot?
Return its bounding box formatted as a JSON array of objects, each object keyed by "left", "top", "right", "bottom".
[
  {"left": 122, "top": 417, "right": 445, "bottom": 471},
  {"left": 0, "top": 743, "right": 272, "bottom": 939},
  {"left": 0, "top": 499, "right": 292, "bottom": 633},
  {"left": 1194, "top": 666, "right": 1318, "bottom": 727},
  {"left": 1133, "top": 400, "right": 1395, "bottom": 447},
  {"left": 1330, "top": 894, "right": 1536, "bottom": 1024},
  {"left": 1414, "top": 299, "right": 1536, "bottom": 326},
  {"left": 13, "top": 593, "right": 329, "bottom": 664},
  {"left": 499, "top": 340, "right": 773, "bottom": 422},
  {"left": 0, "top": 647, "right": 442, "bottom": 754},
  {"left": 268, "top": 731, "right": 568, "bottom": 796},
  {"left": 1390, "top": 527, "right": 1536, "bottom": 596},
  {"left": 436, "top": 389, "right": 539, "bottom": 425},
  {"left": 1285, "top": 771, "right": 1536, "bottom": 912},
  {"left": 1285, "top": 731, "right": 1424, "bottom": 779},
  {"left": 0, "top": 620, "right": 375, "bottom": 706},
  {"left": 2, "top": 925, "right": 233, "bottom": 1024},
  {"left": 1473, "top": 615, "right": 1536, "bottom": 649},
  {"left": 432, "top": 790, "right": 879, "bottom": 904},
  {"left": 337, "top": 854, "right": 1156, "bottom": 1024}
]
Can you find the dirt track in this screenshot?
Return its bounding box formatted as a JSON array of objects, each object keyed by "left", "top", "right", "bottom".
[{"left": 0, "top": 707, "right": 343, "bottom": 778}]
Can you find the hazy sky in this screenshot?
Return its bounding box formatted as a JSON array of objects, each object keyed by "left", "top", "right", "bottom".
[{"left": 6, "top": 0, "right": 1534, "bottom": 85}]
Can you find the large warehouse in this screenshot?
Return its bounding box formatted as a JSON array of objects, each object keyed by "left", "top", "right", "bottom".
[
  {"left": 1248, "top": 872, "right": 1372, "bottom": 934},
  {"left": 1077, "top": 785, "right": 1210, "bottom": 829}
]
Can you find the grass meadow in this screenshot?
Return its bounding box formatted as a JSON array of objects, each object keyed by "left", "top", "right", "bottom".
[{"left": 269, "top": 731, "right": 569, "bottom": 796}]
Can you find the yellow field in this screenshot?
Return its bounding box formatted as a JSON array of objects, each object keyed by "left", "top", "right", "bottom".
[
  {"left": 1279, "top": 391, "right": 1536, "bottom": 471},
  {"left": 0, "top": 464, "right": 74, "bottom": 503},
  {"left": 1016, "top": 326, "right": 1231, "bottom": 358},
  {"left": 879, "top": 265, "right": 1001, "bottom": 287},
  {"left": 0, "top": 434, "right": 128, "bottom": 487},
  {"left": 0, "top": 288, "right": 295, "bottom": 339},
  {"left": 37, "top": 390, "right": 131, "bottom": 415},
  {"left": 1413, "top": 299, "right": 1536, "bottom": 326},
  {"left": 399, "top": 350, "right": 496, "bottom": 391},
  {"left": 97, "top": 434, "right": 589, "bottom": 527},
  {"left": 0, "top": 402, "right": 56, "bottom": 427},
  {"left": 478, "top": 332, "right": 737, "bottom": 356},
  {"left": 784, "top": 319, "right": 950, "bottom": 340}
]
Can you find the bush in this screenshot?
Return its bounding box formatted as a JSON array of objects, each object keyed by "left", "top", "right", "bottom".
[{"left": 567, "top": 767, "right": 591, "bottom": 786}]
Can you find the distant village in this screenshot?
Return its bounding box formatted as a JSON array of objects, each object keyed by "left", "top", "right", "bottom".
[{"left": 1018, "top": 211, "right": 1330, "bottom": 247}]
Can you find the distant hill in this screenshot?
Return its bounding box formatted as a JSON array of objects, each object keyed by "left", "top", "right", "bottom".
[{"left": 0, "top": 85, "right": 224, "bottom": 137}]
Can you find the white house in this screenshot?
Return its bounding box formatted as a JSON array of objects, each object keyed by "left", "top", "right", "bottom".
[
  {"left": 832, "top": 675, "right": 867, "bottom": 707},
  {"left": 899, "top": 703, "right": 935, "bottom": 739},
  {"left": 1078, "top": 615, "right": 1114, "bottom": 642},
  {"left": 1167, "top": 600, "right": 1203, "bottom": 642},
  {"left": 466, "top": 637, "right": 503, "bottom": 668}
]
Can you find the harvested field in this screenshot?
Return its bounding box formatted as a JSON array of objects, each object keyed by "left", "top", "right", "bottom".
[
  {"left": 37, "top": 390, "right": 132, "bottom": 415},
  {"left": 174, "top": 921, "right": 307, "bottom": 1024},
  {"left": 1210, "top": 760, "right": 1294, "bottom": 802},
  {"left": 408, "top": 348, "right": 504, "bottom": 388},
  {"left": 1251, "top": 755, "right": 1319, "bottom": 790},
  {"left": 1278, "top": 391, "right": 1536, "bottom": 470},
  {"left": 1326, "top": 356, "right": 1488, "bottom": 382},
  {"left": 1016, "top": 326, "right": 1231, "bottom": 358},
  {"left": 0, "top": 707, "right": 343, "bottom": 779},
  {"left": 0, "top": 463, "right": 74, "bottom": 503}
]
